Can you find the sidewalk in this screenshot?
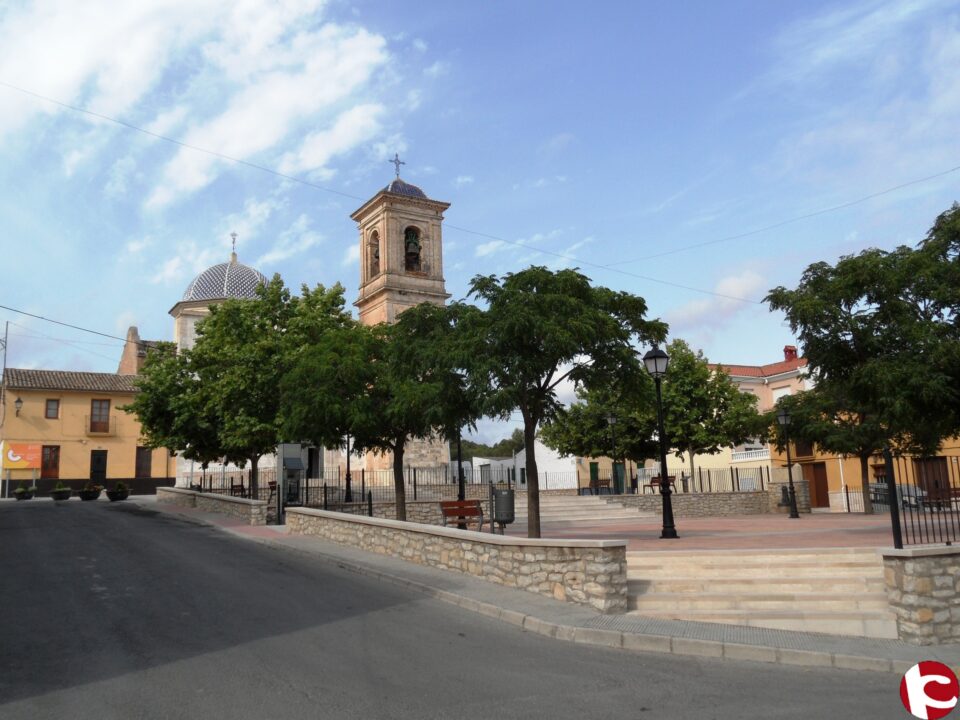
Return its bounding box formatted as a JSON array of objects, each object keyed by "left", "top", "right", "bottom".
[{"left": 132, "top": 496, "right": 960, "bottom": 676}]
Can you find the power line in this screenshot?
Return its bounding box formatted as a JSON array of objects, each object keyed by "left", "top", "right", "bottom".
[
  {"left": 0, "top": 305, "right": 147, "bottom": 348},
  {"left": 613, "top": 164, "right": 960, "bottom": 266},
  {"left": 3, "top": 80, "right": 955, "bottom": 304}
]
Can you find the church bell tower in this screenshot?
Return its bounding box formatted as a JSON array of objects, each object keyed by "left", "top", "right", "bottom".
[
  {"left": 352, "top": 158, "right": 452, "bottom": 470},
  {"left": 353, "top": 158, "right": 451, "bottom": 325}
]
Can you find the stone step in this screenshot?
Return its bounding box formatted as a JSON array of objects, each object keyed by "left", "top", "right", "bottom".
[
  {"left": 626, "top": 609, "right": 899, "bottom": 639},
  {"left": 626, "top": 565, "right": 882, "bottom": 580},
  {"left": 629, "top": 591, "right": 890, "bottom": 612},
  {"left": 626, "top": 547, "right": 881, "bottom": 559},
  {"left": 628, "top": 576, "right": 886, "bottom": 593}
]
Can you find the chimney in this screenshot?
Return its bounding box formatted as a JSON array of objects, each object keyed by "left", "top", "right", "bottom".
[
  {"left": 783, "top": 345, "right": 798, "bottom": 362},
  {"left": 117, "top": 326, "right": 143, "bottom": 375}
]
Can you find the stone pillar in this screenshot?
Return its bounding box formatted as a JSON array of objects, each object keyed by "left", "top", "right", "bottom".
[
  {"left": 766, "top": 466, "right": 810, "bottom": 513},
  {"left": 882, "top": 547, "right": 960, "bottom": 645}
]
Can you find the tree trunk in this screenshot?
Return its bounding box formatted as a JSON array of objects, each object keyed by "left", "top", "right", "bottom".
[
  {"left": 250, "top": 455, "right": 260, "bottom": 499},
  {"left": 859, "top": 454, "right": 874, "bottom": 514},
  {"left": 524, "top": 419, "right": 540, "bottom": 539},
  {"left": 688, "top": 452, "right": 696, "bottom": 491},
  {"left": 393, "top": 439, "right": 407, "bottom": 522}
]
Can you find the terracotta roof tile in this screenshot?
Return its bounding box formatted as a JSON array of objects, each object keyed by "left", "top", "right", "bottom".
[
  {"left": 3, "top": 368, "right": 139, "bottom": 393},
  {"left": 710, "top": 357, "right": 807, "bottom": 378}
]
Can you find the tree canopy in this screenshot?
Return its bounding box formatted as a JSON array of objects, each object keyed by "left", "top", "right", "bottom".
[{"left": 464, "top": 266, "right": 666, "bottom": 537}]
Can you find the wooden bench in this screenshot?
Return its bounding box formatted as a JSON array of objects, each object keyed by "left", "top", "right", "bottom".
[
  {"left": 586, "top": 477, "right": 611, "bottom": 495},
  {"left": 644, "top": 476, "right": 676, "bottom": 494},
  {"left": 439, "top": 499, "right": 484, "bottom": 531},
  {"left": 230, "top": 482, "right": 247, "bottom": 498}
]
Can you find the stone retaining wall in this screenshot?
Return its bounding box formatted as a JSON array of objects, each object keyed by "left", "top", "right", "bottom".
[
  {"left": 286, "top": 507, "right": 627, "bottom": 613},
  {"left": 608, "top": 491, "right": 768, "bottom": 517},
  {"left": 157, "top": 487, "right": 268, "bottom": 526},
  {"left": 882, "top": 546, "right": 960, "bottom": 645}
]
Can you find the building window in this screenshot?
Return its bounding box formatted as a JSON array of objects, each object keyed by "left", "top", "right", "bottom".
[
  {"left": 135, "top": 446, "right": 152, "bottom": 478},
  {"left": 368, "top": 231, "right": 380, "bottom": 277},
  {"left": 41, "top": 445, "right": 60, "bottom": 479},
  {"left": 404, "top": 226, "right": 421, "bottom": 272},
  {"left": 45, "top": 399, "right": 60, "bottom": 419},
  {"left": 90, "top": 399, "right": 111, "bottom": 433},
  {"left": 793, "top": 439, "right": 814, "bottom": 458},
  {"left": 771, "top": 386, "right": 792, "bottom": 402}
]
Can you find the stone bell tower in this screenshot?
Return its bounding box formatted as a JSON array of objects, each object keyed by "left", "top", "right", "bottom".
[
  {"left": 353, "top": 163, "right": 451, "bottom": 325},
  {"left": 352, "top": 159, "right": 451, "bottom": 469}
]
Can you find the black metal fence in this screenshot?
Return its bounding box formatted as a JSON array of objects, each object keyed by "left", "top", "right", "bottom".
[
  {"left": 635, "top": 466, "right": 769, "bottom": 494},
  {"left": 866, "top": 454, "right": 960, "bottom": 547}
]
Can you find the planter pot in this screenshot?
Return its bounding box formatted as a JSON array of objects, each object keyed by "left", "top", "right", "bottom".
[
  {"left": 106, "top": 490, "right": 129, "bottom": 502},
  {"left": 79, "top": 490, "right": 101, "bottom": 501},
  {"left": 14, "top": 492, "right": 34, "bottom": 501},
  {"left": 50, "top": 489, "right": 72, "bottom": 501}
]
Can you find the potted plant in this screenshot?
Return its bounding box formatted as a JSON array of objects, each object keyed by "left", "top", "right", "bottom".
[
  {"left": 79, "top": 482, "right": 103, "bottom": 501},
  {"left": 13, "top": 483, "right": 36, "bottom": 501},
  {"left": 50, "top": 481, "right": 72, "bottom": 501},
  {"left": 106, "top": 481, "right": 130, "bottom": 502}
]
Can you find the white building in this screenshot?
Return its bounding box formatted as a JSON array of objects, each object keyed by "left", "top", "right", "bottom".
[{"left": 513, "top": 440, "right": 579, "bottom": 490}]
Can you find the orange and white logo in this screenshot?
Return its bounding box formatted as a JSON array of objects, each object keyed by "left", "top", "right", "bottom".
[{"left": 901, "top": 661, "right": 960, "bottom": 720}]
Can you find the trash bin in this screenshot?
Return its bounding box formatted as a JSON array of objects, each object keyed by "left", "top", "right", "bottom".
[{"left": 492, "top": 487, "right": 515, "bottom": 526}]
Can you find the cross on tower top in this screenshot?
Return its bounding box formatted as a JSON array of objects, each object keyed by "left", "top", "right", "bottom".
[
  {"left": 389, "top": 152, "right": 405, "bottom": 178},
  {"left": 230, "top": 232, "right": 238, "bottom": 263}
]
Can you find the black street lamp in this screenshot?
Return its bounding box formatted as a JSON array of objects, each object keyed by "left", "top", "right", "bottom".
[
  {"left": 642, "top": 345, "right": 678, "bottom": 539},
  {"left": 344, "top": 434, "right": 353, "bottom": 504},
  {"left": 14, "top": 396, "right": 23, "bottom": 416},
  {"left": 606, "top": 413, "right": 618, "bottom": 493},
  {"left": 776, "top": 406, "right": 801, "bottom": 519}
]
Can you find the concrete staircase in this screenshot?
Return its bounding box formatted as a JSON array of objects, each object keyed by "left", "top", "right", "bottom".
[
  {"left": 513, "top": 494, "right": 653, "bottom": 525},
  {"left": 626, "top": 547, "right": 898, "bottom": 639}
]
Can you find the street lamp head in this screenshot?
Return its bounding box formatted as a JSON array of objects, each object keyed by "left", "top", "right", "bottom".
[
  {"left": 606, "top": 413, "right": 617, "bottom": 426},
  {"left": 642, "top": 345, "right": 670, "bottom": 378},
  {"left": 14, "top": 396, "right": 23, "bottom": 416},
  {"left": 776, "top": 406, "right": 791, "bottom": 427}
]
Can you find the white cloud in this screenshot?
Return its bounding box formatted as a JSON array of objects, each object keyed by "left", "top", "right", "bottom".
[
  {"left": 454, "top": 175, "right": 474, "bottom": 186},
  {"left": 125, "top": 237, "right": 151, "bottom": 254},
  {"left": 342, "top": 243, "right": 360, "bottom": 266},
  {"left": 279, "top": 103, "right": 384, "bottom": 176},
  {"left": 475, "top": 240, "right": 506, "bottom": 257},
  {"left": 257, "top": 214, "right": 323, "bottom": 266},
  {"left": 423, "top": 60, "right": 449, "bottom": 77},
  {"left": 666, "top": 270, "right": 766, "bottom": 333},
  {"left": 221, "top": 196, "right": 286, "bottom": 249},
  {"left": 540, "top": 132, "right": 574, "bottom": 156},
  {"left": 105, "top": 156, "right": 137, "bottom": 198},
  {"left": 151, "top": 256, "right": 184, "bottom": 285},
  {"left": 412, "top": 38, "right": 428, "bottom": 53}
]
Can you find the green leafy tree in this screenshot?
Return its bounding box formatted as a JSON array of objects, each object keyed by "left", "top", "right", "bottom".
[
  {"left": 465, "top": 266, "right": 666, "bottom": 538},
  {"left": 189, "top": 275, "right": 294, "bottom": 493},
  {"left": 125, "top": 341, "right": 225, "bottom": 476},
  {"left": 540, "top": 384, "right": 659, "bottom": 468},
  {"left": 666, "top": 339, "right": 763, "bottom": 478},
  {"left": 767, "top": 205, "right": 960, "bottom": 490}
]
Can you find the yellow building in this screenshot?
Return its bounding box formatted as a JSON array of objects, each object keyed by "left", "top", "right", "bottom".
[{"left": 1, "top": 367, "right": 174, "bottom": 496}]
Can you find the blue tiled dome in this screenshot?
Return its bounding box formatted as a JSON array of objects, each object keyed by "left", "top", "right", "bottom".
[
  {"left": 182, "top": 256, "right": 267, "bottom": 302},
  {"left": 384, "top": 178, "right": 428, "bottom": 199}
]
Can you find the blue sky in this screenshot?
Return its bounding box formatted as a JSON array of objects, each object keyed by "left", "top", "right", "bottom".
[{"left": 1, "top": 0, "right": 959, "bottom": 441}]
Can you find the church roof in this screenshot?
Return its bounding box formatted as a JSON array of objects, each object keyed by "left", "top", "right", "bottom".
[
  {"left": 384, "top": 178, "right": 428, "bottom": 199},
  {"left": 181, "top": 255, "right": 267, "bottom": 303}
]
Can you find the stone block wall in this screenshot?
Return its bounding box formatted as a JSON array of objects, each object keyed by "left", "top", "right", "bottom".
[
  {"left": 158, "top": 488, "right": 268, "bottom": 526},
  {"left": 157, "top": 487, "right": 197, "bottom": 508},
  {"left": 286, "top": 508, "right": 627, "bottom": 613},
  {"left": 334, "top": 499, "right": 490, "bottom": 527},
  {"left": 609, "top": 491, "right": 768, "bottom": 517},
  {"left": 882, "top": 547, "right": 960, "bottom": 645},
  {"left": 766, "top": 478, "right": 811, "bottom": 514}
]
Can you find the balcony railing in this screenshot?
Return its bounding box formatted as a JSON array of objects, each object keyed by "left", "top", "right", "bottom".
[
  {"left": 731, "top": 448, "right": 770, "bottom": 463},
  {"left": 85, "top": 415, "right": 117, "bottom": 436}
]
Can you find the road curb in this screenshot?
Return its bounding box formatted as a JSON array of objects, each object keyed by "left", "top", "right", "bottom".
[{"left": 143, "top": 500, "right": 908, "bottom": 675}]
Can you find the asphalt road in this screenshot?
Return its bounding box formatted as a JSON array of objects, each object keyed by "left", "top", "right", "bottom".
[{"left": 0, "top": 501, "right": 907, "bottom": 719}]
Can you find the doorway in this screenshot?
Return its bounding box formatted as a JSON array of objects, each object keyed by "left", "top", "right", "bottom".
[
  {"left": 90, "top": 450, "right": 107, "bottom": 483},
  {"left": 802, "top": 462, "right": 830, "bottom": 508}
]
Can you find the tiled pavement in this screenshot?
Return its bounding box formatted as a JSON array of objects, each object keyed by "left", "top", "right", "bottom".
[{"left": 131, "top": 496, "right": 960, "bottom": 675}]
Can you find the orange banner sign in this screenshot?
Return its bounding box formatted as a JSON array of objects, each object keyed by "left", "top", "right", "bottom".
[{"left": 2, "top": 443, "right": 42, "bottom": 469}]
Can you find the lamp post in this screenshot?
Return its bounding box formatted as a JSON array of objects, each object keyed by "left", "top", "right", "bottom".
[
  {"left": 14, "top": 396, "right": 23, "bottom": 416},
  {"left": 643, "top": 345, "right": 678, "bottom": 539},
  {"left": 344, "top": 434, "right": 353, "bottom": 504},
  {"left": 776, "top": 406, "right": 800, "bottom": 519},
  {"left": 607, "top": 413, "right": 619, "bottom": 494}
]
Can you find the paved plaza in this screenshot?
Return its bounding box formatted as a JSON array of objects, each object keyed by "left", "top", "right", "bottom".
[{"left": 507, "top": 510, "right": 896, "bottom": 551}]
